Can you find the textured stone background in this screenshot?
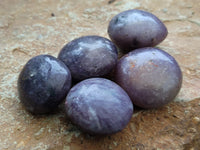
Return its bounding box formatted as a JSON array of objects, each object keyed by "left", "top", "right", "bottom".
[{"left": 0, "top": 0, "right": 200, "bottom": 149}]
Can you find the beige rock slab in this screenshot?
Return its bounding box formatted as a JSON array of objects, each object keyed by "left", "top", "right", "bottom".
[{"left": 0, "top": 0, "right": 200, "bottom": 149}]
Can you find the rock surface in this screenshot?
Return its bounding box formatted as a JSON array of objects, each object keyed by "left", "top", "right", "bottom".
[{"left": 0, "top": 0, "right": 200, "bottom": 149}]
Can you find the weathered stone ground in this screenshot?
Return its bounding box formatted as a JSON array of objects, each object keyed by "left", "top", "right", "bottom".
[{"left": 0, "top": 0, "right": 200, "bottom": 149}]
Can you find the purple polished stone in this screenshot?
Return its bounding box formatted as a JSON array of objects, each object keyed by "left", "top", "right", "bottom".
[
  {"left": 108, "top": 9, "right": 168, "bottom": 53},
  {"left": 58, "top": 35, "right": 118, "bottom": 81},
  {"left": 115, "top": 47, "right": 182, "bottom": 109},
  {"left": 18, "top": 55, "right": 71, "bottom": 114},
  {"left": 65, "top": 78, "right": 133, "bottom": 135}
]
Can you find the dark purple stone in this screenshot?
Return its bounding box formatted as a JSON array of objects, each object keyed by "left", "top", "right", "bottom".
[
  {"left": 65, "top": 78, "right": 133, "bottom": 135},
  {"left": 18, "top": 55, "right": 71, "bottom": 114},
  {"left": 108, "top": 9, "right": 168, "bottom": 53},
  {"left": 115, "top": 47, "right": 182, "bottom": 108},
  {"left": 58, "top": 35, "right": 118, "bottom": 81}
]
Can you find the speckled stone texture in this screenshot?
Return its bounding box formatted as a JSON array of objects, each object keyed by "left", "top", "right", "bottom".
[{"left": 0, "top": 0, "right": 200, "bottom": 149}]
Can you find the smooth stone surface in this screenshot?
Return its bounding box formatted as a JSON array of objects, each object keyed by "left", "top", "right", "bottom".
[
  {"left": 115, "top": 47, "right": 182, "bottom": 108},
  {"left": 18, "top": 55, "right": 72, "bottom": 114},
  {"left": 108, "top": 9, "right": 168, "bottom": 52},
  {"left": 58, "top": 36, "right": 118, "bottom": 81},
  {"left": 65, "top": 78, "right": 133, "bottom": 135}
]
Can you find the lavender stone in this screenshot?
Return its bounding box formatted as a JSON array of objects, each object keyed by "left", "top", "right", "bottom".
[
  {"left": 108, "top": 9, "right": 168, "bottom": 53},
  {"left": 58, "top": 36, "right": 118, "bottom": 81},
  {"left": 115, "top": 47, "right": 182, "bottom": 108},
  {"left": 65, "top": 78, "right": 133, "bottom": 135}
]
